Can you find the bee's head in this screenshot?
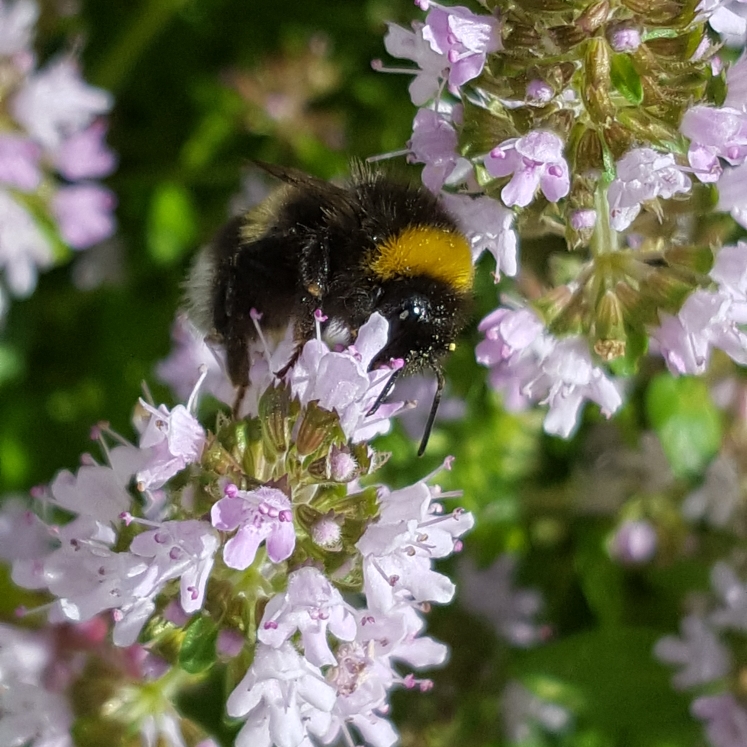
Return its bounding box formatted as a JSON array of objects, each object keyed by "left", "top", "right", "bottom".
[
  {"left": 366, "top": 276, "right": 470, "bottom": 455},
  {"left": 370, "top": 276, "right": 466, "bottom": 370}
]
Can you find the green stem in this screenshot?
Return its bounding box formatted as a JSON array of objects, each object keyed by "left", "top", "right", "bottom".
[
  {"left": 591, "top": 180, "right": 618, "bottom": 258},
  {"left": 90, "top": 0, "right": 189, "bottom": 93}
]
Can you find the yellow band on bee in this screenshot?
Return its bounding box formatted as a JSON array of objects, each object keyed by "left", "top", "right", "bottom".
[{"left": 369, "top": 226, "right": 474, "bottom": 293}]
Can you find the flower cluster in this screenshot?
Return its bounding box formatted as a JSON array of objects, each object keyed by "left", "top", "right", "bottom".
[
  {"left": 1, "top": 313, "right": 472, "bottom": 747},
  {"left": 0, "top": 0, "right": 116, "bottom": 305},
  {"left": 380, "top": 0, "right": 747, "bottom": 438}
]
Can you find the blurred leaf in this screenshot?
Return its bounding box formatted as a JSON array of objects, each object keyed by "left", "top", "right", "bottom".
[
  {"left": 610, "top": 54, "right": 643, "bottom": 105},
  {"left": 147, "top": 182, "right": 198, "bottom": 265},
  {"left": 180, "top": 615, "right": 218, "bottom": 673},
  {"left": 575, "top": 526, "right": 625, "bottom": 626},
  {"left": 0, "top": 343, "right": 24, "bottom": 388},
  {"left": 608, "top": 328, "right": 648, "bottom": 377},
  {"left": 645, "top": 374, "right": 722, "bottom": 478}
]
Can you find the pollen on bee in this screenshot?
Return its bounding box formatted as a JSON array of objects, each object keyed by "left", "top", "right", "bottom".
[
  {"left": 370, "top": 226, "right": 473, "bottom": 292},
  {"left": 448, "top": 342, "right": 456, "bottom": 351}
]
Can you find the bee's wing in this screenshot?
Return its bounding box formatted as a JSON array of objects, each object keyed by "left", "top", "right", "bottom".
[{"left": 252, "top": 160, "right": 348, "bottom": 197}]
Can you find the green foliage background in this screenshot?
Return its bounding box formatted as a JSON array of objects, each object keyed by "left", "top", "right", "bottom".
[{"left": 1, "top": 1, "right": 733, "bottom": 746}]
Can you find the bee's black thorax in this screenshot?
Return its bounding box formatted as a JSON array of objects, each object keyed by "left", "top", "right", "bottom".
[{"left": 188, "top": 165, "right": 473, "bottom": 396}]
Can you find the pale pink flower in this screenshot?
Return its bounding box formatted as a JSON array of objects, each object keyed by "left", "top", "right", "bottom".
[
  {"left": 211, "top": 485, "right": 295, "bottom": 569},
  {"left": 654, "top": 614, "right": 731, "bottom": 690},
  {"left": 289, "top": 312, "right": 406, "bottom": 443},
  {"left": 53, "top": 120, "right": 117, "bottom": 180},
  {"left": 357, "top": 479, "right": 473, "bottom": 613},
  {"left": 51, "top": 183, "right": 117, "bottom": 249},
  {"left": 526, "top": 79, "right": 553, "bottom": 103},
  {"left": 11, "top": 58, "right": 113, "bottom": 150},
  {"left": 501, "top": 681, "right": 571, "bottom": 744},
  {"left": 710, "top": 562, "right": 747, "bottom": 631},
  {"left": 485, "top": 131, "right": 570, "bottom": 208},
  {"left": 716, "top": 160, "right": 747, "bottom": 226},
  {"left": 128, "top": 520, "right": 218, "bottom": 616},
  {"left": 0, "top": 134, "right": 41, "bottom": 190},
  {"left": 681, "top": 105, "right": 747, "bottom": 182},
  {"left": 0, "top": 188, "right": 53, "bottom": 296},
  {"left": 135, "top": 394, "right": 206, "bottom": 492},
  {"left": 408, "top": 107, "right": 472, "bottom": 192},
  {"left": 607, "top": 148, "right": 691, "bottom": 230},
  {"left": 609, "top": 520, "right": 658, "bottom": 564},
  {"left": 420, "top": 2, "right": 501, "bottom": 90},
  {"left": 50, "top": 463, "right": 132, "bottom": 524},
  {"left": 440, "top": 192, "right": 517, "bottom": 278},
  {"left": 692, "top": 694, "right": 747, "bottom": 747},
  {"left": 0, "top": 0, "right": 37, "bottom": 56},
  {"left": 477, "top": 306, "right": 622, "bottom": 437},
  {"left": 682, "top": 454, "right": 742, "bottom": 527},
  {"left": 258, "top": 566, "right": 357, "bottom": 666},
  {"left": 382, "top": 21, "right": 447, "bottom": 105},
  {"left": 226, "top": 642, "right": 336, "bottom": 747},
  {"left": 652, "top": 289, "right": 747, "bottom": 375},
  {"left": 607, "top": 24, "right": 641, "bottom": 52},
  {"left": 459, "top": 555, "right": 545, "bottom": 647}
]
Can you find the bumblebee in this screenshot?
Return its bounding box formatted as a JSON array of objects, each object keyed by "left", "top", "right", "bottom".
[{"left": 186, "top": 162, "right": 473, "bottom": 454}]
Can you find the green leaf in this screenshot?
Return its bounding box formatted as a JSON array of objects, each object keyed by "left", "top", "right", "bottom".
[
  {"left": 146, "top": 181, "right": 198, "bottom": 265},
  {"left": 179, "top": 615, "right": 218, "bottom": 673},
  {"left": 610, "top": 54, "right": 643, "bottom": 105},
  {"left": 645, "top": 374, "right": 722, "bottom": 478}
]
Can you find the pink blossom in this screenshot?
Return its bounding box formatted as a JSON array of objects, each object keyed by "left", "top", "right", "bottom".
[
  {"left": 382, "top": 21, "right": 447, "bottom": 105},
  {"left": 609, "top": 520, "right": 658, "bottom": 564},
  {"left": 651, "top": 289, "right": 747, "bottom": 375},
  {"left": 289, "top": 312, "right": 406, "bottom": 442},
  {"left": 526, "top": 79, "right": 553, "bottom": 103},
  {"left": 408, "top": 107, "right": 472, "bottom": 192},
  {"left": 458, "top": 555, "right": 545, "bottom": 647},
  {"left": 0, "top": 189, "right": 53, "bottom": 297},
  {"left": 440, "top": 192, "right": 517, "bottom": 278},
  {"left": 357, "top": 479, "right": 473, "bottom": 613},
  {"left": 0, "top": 623, "right": 73, "bottom": 747},
  {"left": 50, "top": 463, "right": 132, "bottom": 523},
  {"left": 11, "top": 58, "right": 113, "bottom": 150},
  {"left": 725, "top": 55, "right": 747, "bottom": 111},
  {"left": 0, "top": 0, "right": 38, "bottom": 56},
  {"left": 258, "top": 566, "right": 357, "bottom": 666},
  {"left": 0, "top": 134, "right": 40, "bottom": 190},
  {"left": 681, "top": 106, "right": 747, "bottom": 182},
  {"left": 654, "top": 614, "right": 731, "bottom": 689},
  {"left": 53, "top": 120, "right": 117, "bottom": 180},
  {"left": 710, "top": 562, "right": 747, "bottom": 631},
  {"left": 476, "top": 306, "right": 622, "bottom": 437},
  {"left": 692, "top": 694, "right": 747, "bottom": 747},
  {"left": 485, "top": 131, "right": 570, "bottom": 208},
  {"left": 421, "top": 3, "right": 501, "bottom": 91},
  {"left": 608, "top": 24, "right": 641, "bottom": 52},
  {"left": 211, "top": 485, "right": 295, "bottom": 569},
  {"left": 52, "top": 184, "right": 117, "bottom": 249},
  {"left": 710, "top": 241, "right": 747, "bottom": 321},
  {"left": 128, "top": 520, "right": 218, "bottom": 616},
  {"left": 607, "top": 148, "right": 691, "bottom": 230},
  {"left": 716, "top": 160, "right": 747, "bottom": 226},
  {"left": 135, "top": 395, "right": 206, "bottom": 492},
  {"left": 227, "top": 642, "right": 336, "bottom": 747}
]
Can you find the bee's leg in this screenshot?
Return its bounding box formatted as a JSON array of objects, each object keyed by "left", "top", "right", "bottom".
[{"left": 225, "top": 332, "right": 250, "bottom": 417}]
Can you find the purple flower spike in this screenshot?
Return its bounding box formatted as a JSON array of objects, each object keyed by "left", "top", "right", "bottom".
[
  {"left": 211, "top": 486, "right": 295, "bottom": 569},
  {"left": 485, "top": 131, "right": 570, "bottom": 208}
]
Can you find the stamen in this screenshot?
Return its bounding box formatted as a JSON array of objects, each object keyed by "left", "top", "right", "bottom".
[
  {"left": 187, "top": 364, "right": 208, "bottom": 413},
  {"left": 366, "top": 149, "right": 410, "bottom": 163},
  {"left": 250, "top": 308, "right": 272, "bottom": 361}
]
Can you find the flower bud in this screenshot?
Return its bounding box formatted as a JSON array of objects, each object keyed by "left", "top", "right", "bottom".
[
  {"left": 295, "top": 401, "right": 342, "bottom": 457},
  {"left": 258, "top": 383, "right": 293, "bottom": 456},
  {"left": 583, "top": 38, "right": 614, "bottom": 121},
  {"left": 593, "top": 290, "right": 627, "bottom": 361},
  {"left": 578, "top": 0, "right": 610, "bottom": 34},
  {"left": 607, "top": 23, "right": 641, "bottom": 53}
]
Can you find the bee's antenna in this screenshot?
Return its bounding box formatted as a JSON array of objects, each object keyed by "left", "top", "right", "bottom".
[
  {"left": 367, "top": 365, "right": 404, "bottom": 417},
  {"left": 418, "top": 365, "right": 444, "bottom": 457}
]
